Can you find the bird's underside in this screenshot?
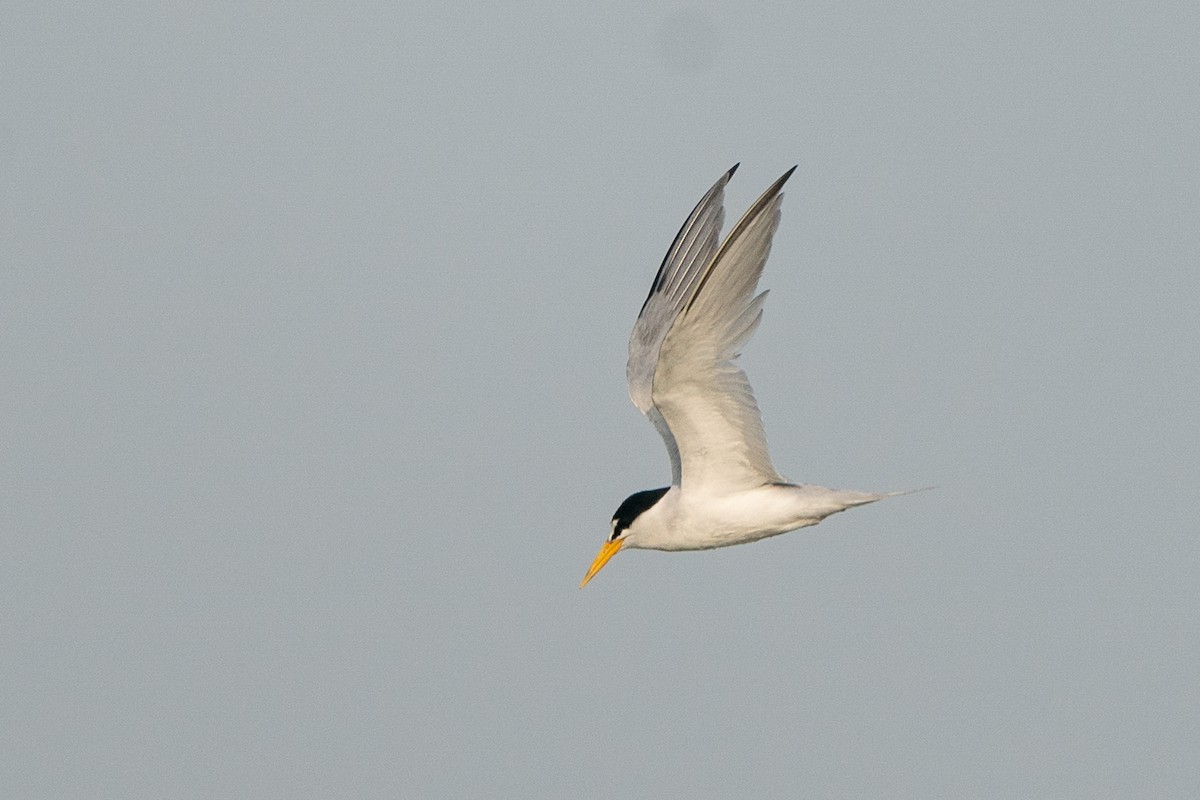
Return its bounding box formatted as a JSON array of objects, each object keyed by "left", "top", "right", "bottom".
[{"left": 622, "top": 481, "right": 905, "bottom": 553}]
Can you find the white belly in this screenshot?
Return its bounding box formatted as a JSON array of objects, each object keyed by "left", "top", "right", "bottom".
[{"left": 633, "top": 483, "right": 882, "bottom": 551}]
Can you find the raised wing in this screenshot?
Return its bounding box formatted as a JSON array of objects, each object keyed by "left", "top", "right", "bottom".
[
  {"left": 627, "top": 166, "right": 796, "bottom": 490},
  {"left": 627, "top": 166, "right": 734, "bottom": 485}
]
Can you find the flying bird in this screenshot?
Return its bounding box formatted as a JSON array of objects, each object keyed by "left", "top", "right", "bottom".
[{"left": 581, "top": 165, "right": 918, "bottom": 588}]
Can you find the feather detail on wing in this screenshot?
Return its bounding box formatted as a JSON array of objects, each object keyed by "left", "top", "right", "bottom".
[
  {"left": 627, "top": 166, "right": 796, "bottom": 490},
  {"left": 627, "top": 165, "right": 736, "bottom": 484}
]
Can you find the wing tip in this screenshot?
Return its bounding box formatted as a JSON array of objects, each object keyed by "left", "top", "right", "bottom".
[
  {"left": 723, "top": 163, "right": 793, "bottom": 187},
  {"left": 679, "top": 165, "right": 796, "bottom": 316},
  {"left": 773, "top": 165, "right": 798, "bottom": 195}
]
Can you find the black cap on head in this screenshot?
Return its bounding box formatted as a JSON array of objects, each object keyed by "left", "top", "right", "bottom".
[{"left": 611, "top": 487, "right": 669, "bottom": 540}]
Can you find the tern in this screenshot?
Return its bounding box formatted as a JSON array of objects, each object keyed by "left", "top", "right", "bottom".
[{"left": 581, "top": 165, "right": 917, "bottom": 588}]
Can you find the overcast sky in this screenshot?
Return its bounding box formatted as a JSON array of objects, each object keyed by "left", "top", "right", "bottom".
[{"left": 4, "top": 3, "right": 1199, "bottom": 798}]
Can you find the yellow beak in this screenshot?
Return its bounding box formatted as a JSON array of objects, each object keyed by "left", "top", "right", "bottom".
[{"left": 579, "top": 538, "right": 624, "bottom": 588}]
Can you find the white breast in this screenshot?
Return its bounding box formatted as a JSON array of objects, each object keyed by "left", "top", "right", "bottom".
[{"left": 627, "top": 483, "right": 894, "bottom": 552}]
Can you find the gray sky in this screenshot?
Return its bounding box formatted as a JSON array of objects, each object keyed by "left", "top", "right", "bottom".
[{"left": 4, "top": 3, "right": 1199, "bottom": 798}]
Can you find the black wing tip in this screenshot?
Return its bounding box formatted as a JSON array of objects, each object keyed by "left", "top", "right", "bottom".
[
  {"left": 725, "top": 162, "right": 797, "bottom": 186},
  {"left": 757, "top": 165, "right": 798, "bottom": 205},
  {"left": 772, "top": 165, "right": 798, "bottom": 194}
]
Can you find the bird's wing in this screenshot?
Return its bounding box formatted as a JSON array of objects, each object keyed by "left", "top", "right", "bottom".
[
  {"left": 626, "top": 166, "right": 734, "bottom": 485},
  {"left": 627, "top": 166, "right": 796, "bottom": 490}
]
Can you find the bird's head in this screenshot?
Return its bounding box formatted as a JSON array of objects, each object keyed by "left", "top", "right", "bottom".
[{"left": 579, "top": 487, "right": 670, "bottom": 588}]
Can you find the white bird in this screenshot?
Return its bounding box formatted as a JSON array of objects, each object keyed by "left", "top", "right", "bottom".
[{"left": 581, "top": 165, "right": 919, "bottom": 588}]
